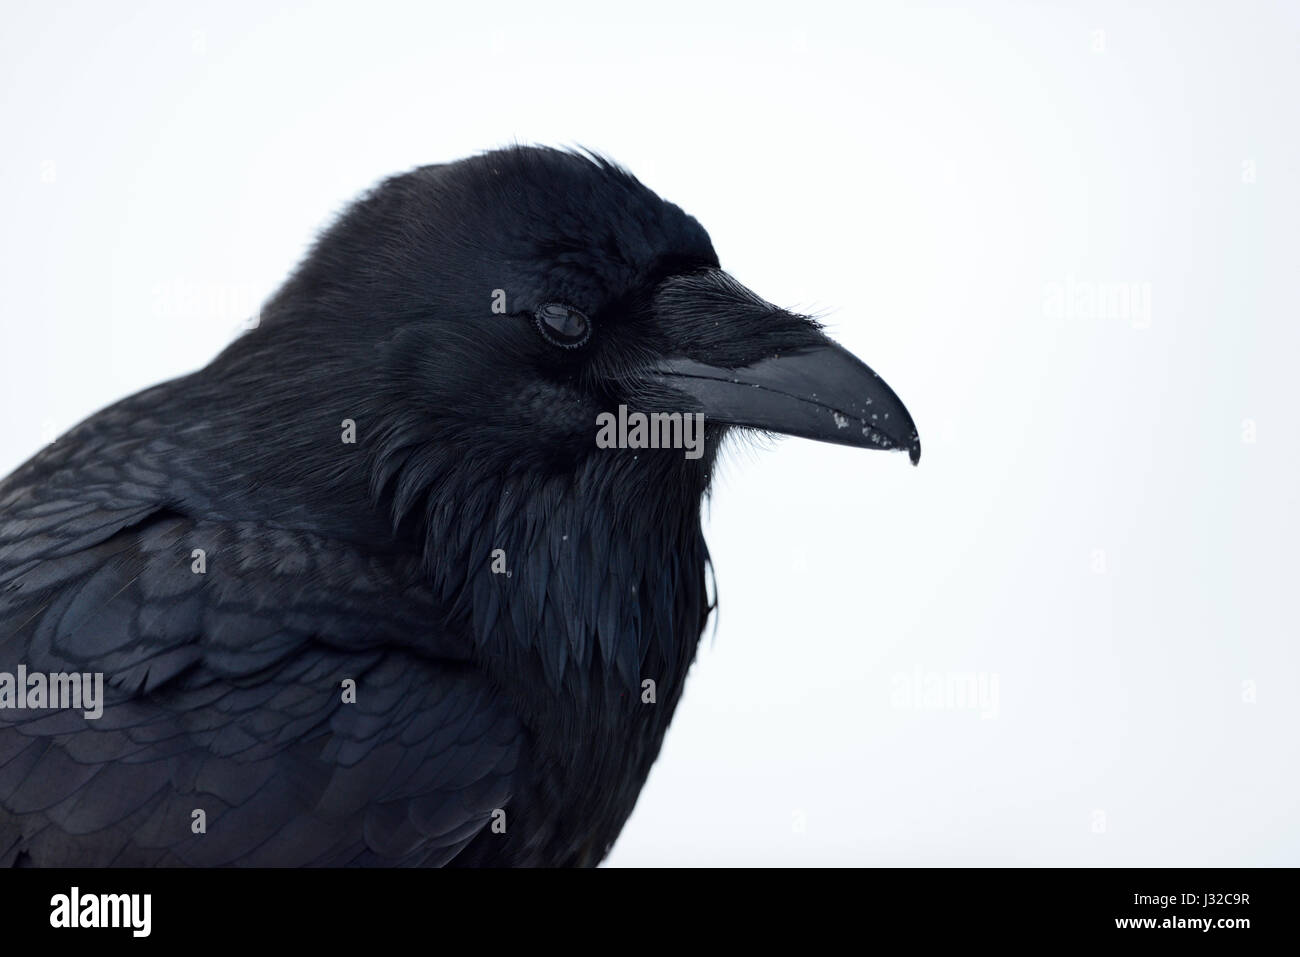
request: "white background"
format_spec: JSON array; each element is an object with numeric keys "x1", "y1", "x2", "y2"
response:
[{"x1": 1, "y1": 1, "x2": 1296, "y2": 865}]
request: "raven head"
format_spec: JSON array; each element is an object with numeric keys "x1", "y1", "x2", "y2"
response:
[
  {"x1": 258, "y1": 146, "x2": 919, "y2": 499},
  {"x1": 190, "y1": 146, "x2": 925, "y2": 841}
]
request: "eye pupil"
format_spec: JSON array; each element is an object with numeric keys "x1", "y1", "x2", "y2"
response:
[{"x1": 536, "y1": 303, "x2": 591, "y2": 348}]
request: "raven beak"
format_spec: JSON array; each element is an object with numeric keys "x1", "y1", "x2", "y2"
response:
[
  {"x1": 643, "y1": 269, "x2": 920, "y2": 463},
  {"x1": 649, "y1": 344, "x2": 921, "y2": 464}
]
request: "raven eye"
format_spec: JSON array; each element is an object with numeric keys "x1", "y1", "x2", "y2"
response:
[{"x1": 534, "y1": 303, "x2": 592, "y2": 349}]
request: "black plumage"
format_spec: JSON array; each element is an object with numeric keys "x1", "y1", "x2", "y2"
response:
[{"x1": 0, "y1": 146, "x2": 919, "y2": 866}]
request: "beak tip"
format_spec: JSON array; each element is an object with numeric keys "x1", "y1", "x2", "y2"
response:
[{"x1": 908, "y1": 439, "x2": 921, "y2": 466}]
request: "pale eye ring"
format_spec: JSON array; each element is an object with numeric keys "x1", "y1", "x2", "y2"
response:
[{"x1": 534, "y1": 302, "x2": 592, "y2": 349}]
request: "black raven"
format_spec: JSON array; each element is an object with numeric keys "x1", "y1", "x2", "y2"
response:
[{"x1": 0, "y1": 146, "x2": 919, "y2": 866}]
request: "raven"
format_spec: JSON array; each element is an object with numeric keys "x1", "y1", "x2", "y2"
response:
[{"x1": 0, "y1": 147, "x2": 919, "y2": 866}]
